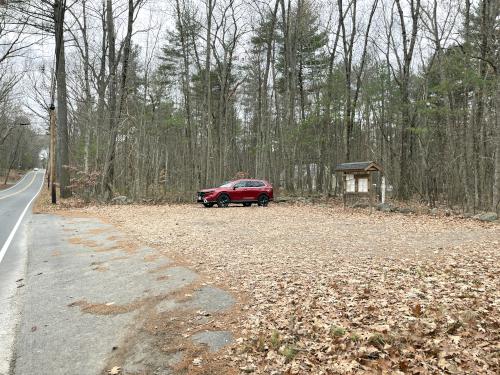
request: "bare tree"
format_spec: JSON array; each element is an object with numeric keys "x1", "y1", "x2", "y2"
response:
[
  {"x1": 101, "y1": 0, "x2": 144, "y2": 200},
  {"x1": 393, "y1": 0, "x2": 421, "y2": 200}
]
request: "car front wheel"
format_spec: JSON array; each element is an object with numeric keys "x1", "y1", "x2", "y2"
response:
[
  {"x1": 217, "y1": 194, "x2": 230, "y2": 208},
  {"x1": 257, "y1": 194, "x2": 269, "y2": 207}
]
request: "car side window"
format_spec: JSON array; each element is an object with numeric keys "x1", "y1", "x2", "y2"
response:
[
  {"x1": 247, "y1": 181, "x2": 264, "y2": 187},
  {"x1": 233, "y1": 181, "x2": 246, "y2": 188}
]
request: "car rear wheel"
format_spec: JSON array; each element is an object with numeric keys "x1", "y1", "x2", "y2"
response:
[
  {"x1": 217, "y1": 194, "x2": 230, "y2": 208},
  {"x1": 243, "y1": 202, "x2": 251, "y2": 207},
  {"x1": 203, "y1": 203, "x2": 214, "y2": 208},
  {"x1": 257, "y1": 194, "x2": 269, "y2": 207}
]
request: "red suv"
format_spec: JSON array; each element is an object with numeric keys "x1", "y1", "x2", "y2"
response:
[{"x1": 197, "y1": 179, "x2": 273, "y2": 208}]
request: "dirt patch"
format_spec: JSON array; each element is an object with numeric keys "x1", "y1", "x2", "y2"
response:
[
  {"x1": 91, "y1": 265, "x2": 109, "y2": 272},
  {"x1": 115, "y1": 240, "x2": 139, "y2": 254},
  {"x1": 144, "y1": 253, "x2": 161, "y2": 262},
  {"x1": 68, "y1": 300, "x2": 139, "y2": 315},
  {"x1": 149, "y1": 263, "x2": 172, "y2": 274},
  {"x1": 94, "y1": 240, "x2": 140, "y2": 254},
  {"x1": 68, "y1": 237, "x2": 100, "y2": 248},
  {"x1": 85, "y1": 227, "x2": 110, "y2": 235},
  {"x1": 93, "y1": 246, "x2": 121, "y2": 253},
  {"x1": 106, "y1": 255, "x2": 129, "y2": 262},
  {"x1": 98, "y1": 275, "x2": 238, "y2": 374},
  {"x1": 89, "y1": 261, "x2": 108, "y2": 272}
]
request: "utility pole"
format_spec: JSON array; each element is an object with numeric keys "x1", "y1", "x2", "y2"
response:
[{"x1": 49, "y1": 104, "x2": 57, "y2": 204}]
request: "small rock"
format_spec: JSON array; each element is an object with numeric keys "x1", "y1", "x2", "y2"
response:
[
  {"x1": 352, "y1": 202, "x2": 369, "y2": 209},
  {"x1": 111, "y1": 196, "x2": 128, "y2": 205},
  {"x1": 430, "y1": 208, "x2": 438, "y2": 216},
  {"x1": 477, "y1": 212, "x2": 498, "y2": 222},
  {"x1": 275, "y1": 197, "x2": 290, "y2": 203},
  {"x1": 240, "y1": 364, "x2": 256, "y2": 373},
  {"x1": 396, "y1": 207, "x2": 415, "y2": 214},
  {"x1": 295, "y1": 197, "x2": 310, "y2": 204},
  {"x1": 376, "y1": 203, "x2": 394, "y2": 212}
]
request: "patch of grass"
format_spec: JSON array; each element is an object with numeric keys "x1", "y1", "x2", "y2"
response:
[
  {"x1": 349, "y1": 332, "x2": 360, "y2": 342},
  {"x1": 330, "y1": 325, "x2": 346, "y2": 337},
  {"x1": 270, "y1": 330, "x2": 281, "y2": 350},
  {"x1": 368, "y1": 333, "x2": 386, "y2": 349},
  {"x1": 281, "y1": 345, "x2": 298, "y2": 363},
  {"x1": 415, "y1": 267, "x2": 425, "y2": 278},
  {"x1": 256, "y1": 334, "x2": 266, "y2": 352}
]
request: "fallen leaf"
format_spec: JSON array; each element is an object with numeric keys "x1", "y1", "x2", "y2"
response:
[
  {"x1": 192, "y1": 358, "x2": 202, "y2": 366},
  {"x1": 108, "y1": 366, "x2": 121, "y2": 375}
]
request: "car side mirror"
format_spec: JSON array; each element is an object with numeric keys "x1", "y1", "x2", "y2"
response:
[{"x1": 233, "y1": 186, "x2": 238, "y2": 190}]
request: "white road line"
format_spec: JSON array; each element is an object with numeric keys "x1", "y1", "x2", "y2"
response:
[
  {"x1": 0, "y1": 172, "x2": 31, "y2": 194},
  {"x1": 0, "y1": 172, "x2": 45, "y2": 265},
  {"x1": 0, "y1": 173, "x2": 37, "y2": 201}
]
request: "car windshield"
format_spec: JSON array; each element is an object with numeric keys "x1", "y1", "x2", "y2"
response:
[{"x1": 219, "y1": 181, "x2": 233, "y2": 188}]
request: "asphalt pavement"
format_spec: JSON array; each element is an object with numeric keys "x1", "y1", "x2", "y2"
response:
[
  {"x1": 0, "y1": 171, "x2": 234, "y2": 375},
  {"x1": 0, "y1": 171, "x2": 45, "y2": 375}
]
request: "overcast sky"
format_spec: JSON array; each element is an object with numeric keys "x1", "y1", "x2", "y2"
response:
[{"x1": 2, "y1": 0, "x2": 465, "y2": 132}]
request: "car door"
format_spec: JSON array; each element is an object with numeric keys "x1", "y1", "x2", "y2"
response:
[
  {"x1": 241, "y1": 180, "x2": 259, "y2": 201},
  {"x1": 243, "y1": 181, "x2": 259, "y2": 201},
  {"x1": 230, "y1": 180, "x2": 246, "y2": 201},
  {"x1": 238, "y1": 180, "x2": 253, "y2": 201}
]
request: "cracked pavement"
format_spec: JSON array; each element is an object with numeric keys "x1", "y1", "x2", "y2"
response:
[{"x1": 7, "y1": 213, "x2": 235, "y2": 375}]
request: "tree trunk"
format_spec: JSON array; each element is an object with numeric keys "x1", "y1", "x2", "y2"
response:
[
  {"x1": 102, "y1": 0, "x2": 135, "y2": 200},
  {"x1": 54, "y1": 0, "x2": 71, "y2": 198},
  {"x1": 101, "y1": 0, "x2": 117, "y2": 199},
  {"x1": 395, "y1": 0, "x2": 421, "y2": 200}
]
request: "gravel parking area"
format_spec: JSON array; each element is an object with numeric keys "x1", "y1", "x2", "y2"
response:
[{"x1": 90, "y1": 203, "x2": 500, "y2": 374}]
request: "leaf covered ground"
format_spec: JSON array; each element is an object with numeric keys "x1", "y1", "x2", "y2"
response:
[{"x1": 88, "y1": 203, "x2": 499, "y2": 374}]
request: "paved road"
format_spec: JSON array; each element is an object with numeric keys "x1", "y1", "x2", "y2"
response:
[
  {"x1": 0, "y1": 171, "x2": 45, "y2": 259},
  {"x1": 0, "y1": 171, "x2": 45, "y2": 374},
  {"x1": 0, "y1": 173, "x2": 234, "y2": 375}
]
